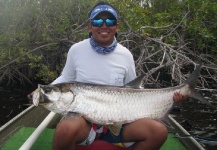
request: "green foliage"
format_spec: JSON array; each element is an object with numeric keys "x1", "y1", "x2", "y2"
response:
[
  {"x1": 0, "y1": 0, "x2": 95, "y2": 84},
  {"x1": 184, "y1": 0, "x2": 217, "y2": 53},
  {"x1": 35, "y1": 64, "x2": 58, "y2": 84},
  {"x1": 0, "y1": 0, "x2": 216, "y2": 86}
]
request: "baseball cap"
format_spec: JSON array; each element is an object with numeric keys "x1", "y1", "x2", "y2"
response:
[{"x1": 89, "y1": 4, "x2": 118, "y2": 20}]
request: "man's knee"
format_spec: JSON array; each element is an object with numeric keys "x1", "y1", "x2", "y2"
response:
[
  {"x1": 147, "y1": 120, "x2": 168, "y2": 140},
  {"x1": 53, "y1": 117, "x2": 91, "y2": 149},
  {"x1": 53, "y1": 120, "x2": 77, "y2": 147},
  {"x1": 155, "y1": 122, "x2": 168, "y2": 141},
  {"x1": 122, "y1": 119, "x2": 168, "y2": 149},
  {"x1": 55, "y1": 120, "x2": 73, "y2": 139},
  {"x1": 122, "y1": 119, "x2": 168, "y2": 141}
]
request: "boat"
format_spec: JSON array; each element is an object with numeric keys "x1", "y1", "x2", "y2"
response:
[{"x1": 0, "y1": 105, "x2": 205, "y2": 150}]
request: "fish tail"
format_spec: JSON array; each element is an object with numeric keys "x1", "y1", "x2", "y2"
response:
[
  {"x1": 189, "y1": 89, "x2": 214, "y2": 108},
  {"x1": 186, "y1": 64, "x2": 215, "y2": 108}
]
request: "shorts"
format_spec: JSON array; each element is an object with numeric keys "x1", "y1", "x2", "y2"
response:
[
  {"x1": 78, "y1": 124, "x2": 134, "y2": 148},
  {"x1": 62, "y1": 114, "x2": 134, "y2": 147}
]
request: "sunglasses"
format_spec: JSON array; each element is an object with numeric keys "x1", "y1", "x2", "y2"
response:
[{"x1": 91, "y1": 18, "x2": 117, "y2": 27}]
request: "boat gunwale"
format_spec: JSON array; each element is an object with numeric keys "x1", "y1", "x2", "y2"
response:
[
  {"x1": 0, "y1": 106, "x2": 205, "y2": 150},
  {"x1": 0, "y1": 105, "x2": 35, "y2": 132},
  {"x1": 168, "y1": 115, "x2": 205, "y2": 150}
]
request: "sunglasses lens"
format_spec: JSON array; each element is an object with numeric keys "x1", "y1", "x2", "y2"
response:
[
  {"x1": 91, "y1": 19, "x2": 103, "y2": 27},
  {"x1": 91, "y1": 19, "x2": 116, "y2": 27},
  {"x1": 105, "y1": 19, "x2": 116, "y2": 26}
]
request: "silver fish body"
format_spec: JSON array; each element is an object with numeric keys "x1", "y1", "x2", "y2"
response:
[{"x1": 32, "y1": 65, "x2": 211, "y2": 135}]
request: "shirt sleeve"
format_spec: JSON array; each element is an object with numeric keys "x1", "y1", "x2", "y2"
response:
[{"x1": 51, "y1": 46, "x2": 76, "y2": 84}]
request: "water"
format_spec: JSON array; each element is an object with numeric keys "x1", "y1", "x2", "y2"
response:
[
  {"x1": 0, "y1": 90, "x2": 30, "y2": 127},
  {"x1": 171, "y1": 92, "x2": 217, "y2": 150},
  {"x1": 0, "y1": 90, "x2": 216, "y2": 150}
]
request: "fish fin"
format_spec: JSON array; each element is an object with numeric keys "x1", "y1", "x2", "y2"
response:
[
  {"x1": 125, "y1": 75, "x2": 159, "y2": 88},
  {"x1": 63, "y1": 112, "x2": 82, "y2": 119},
  {"x1": 185, "y1": 64, "x2": 202, "y2": 88},
  {"x1": 106, "y1": 124, "x2": 123, "y2": 136},
  {"x1": 190, "y1": 89, "x2": 215, "y2": 109},
  {"x1": 125, "y1": 75, "x2": 145, "y2": 89}
]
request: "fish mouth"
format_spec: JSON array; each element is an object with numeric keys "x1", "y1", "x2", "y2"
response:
[
  {"x1": 32, "y1": 87, "x2": 41, "y2": 106},
  {"x1": 32, "y1": 93, "x2": 39, "y2": 106}
]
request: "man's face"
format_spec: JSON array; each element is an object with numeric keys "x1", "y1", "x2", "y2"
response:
[{"x1": 88, "y1": 12, "x2": 119, "y2": 46}]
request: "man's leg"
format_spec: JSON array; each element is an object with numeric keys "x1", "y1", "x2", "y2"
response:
[
  {"x1": 122, "y1": 118, "x2": 168, "y2": 150},
  {"x1": 53, "y1": 116, "x2": 91, "y2": 150}
]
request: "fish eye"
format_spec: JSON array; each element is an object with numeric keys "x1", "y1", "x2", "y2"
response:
[{"x1": 43, "y1": 87, "x2": 53, "y2": 93}]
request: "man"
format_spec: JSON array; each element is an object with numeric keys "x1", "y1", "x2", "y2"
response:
[{"x1": 52, "y1": 2, "x2": 185, "y2": 150}]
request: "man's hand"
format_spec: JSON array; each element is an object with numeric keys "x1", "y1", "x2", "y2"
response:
[{"x1": 173, "y1": 92, "x2": 187, "y2": 103}]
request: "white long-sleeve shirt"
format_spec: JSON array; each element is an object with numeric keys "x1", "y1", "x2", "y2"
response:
[{"x1": 52, "y1": 38, "x2": 136, "y2": 86}]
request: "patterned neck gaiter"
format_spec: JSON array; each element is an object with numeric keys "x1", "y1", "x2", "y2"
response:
[{"x1": 89, "y1": 36, "x2": 117, "y2": 55}]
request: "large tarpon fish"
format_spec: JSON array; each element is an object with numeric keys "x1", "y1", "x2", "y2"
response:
[{"x1": 31, "y1": 65, "x2": 212, "y2": 135}]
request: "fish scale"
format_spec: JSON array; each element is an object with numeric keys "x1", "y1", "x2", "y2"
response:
[
  {"x1": 32, "y1": 65, "x2": 213, "y2": 135},
  {"x1": 67, "y1": 84, "x2": 176, "y2": 124}
]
